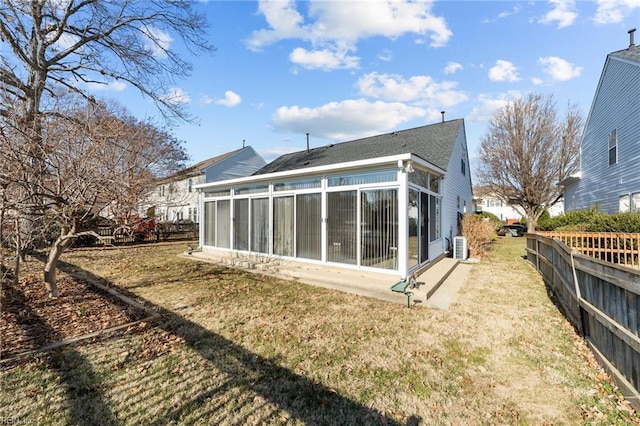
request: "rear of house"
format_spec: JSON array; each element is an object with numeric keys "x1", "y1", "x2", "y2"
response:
[
  {"x1": 196, "y1": 119, "x2": 473, "y2": 281},
  {"x1": 563, "y1": 32, "x2": 640, "y2": 213}
]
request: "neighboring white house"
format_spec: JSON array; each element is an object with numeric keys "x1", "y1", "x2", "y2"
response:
[
  {"x1": 563, "y1": 30, "x2": 640, "y2": 213},
  {"x1": 473, "y1": 187, "x2": 564, "y2": 222},
  {"x1": 196, "y1": 118, "x2": 473, "y2": 281},
  {"x1": 473, "y1": 188, "x2": 523, "y2": 223},
  {"x1": 145, "y1": 146, "x2": 266, "y2": 223}
]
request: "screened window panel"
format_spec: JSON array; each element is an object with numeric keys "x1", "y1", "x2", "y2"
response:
[
  {"x1": 361, "y1": 189, "x2": 398, "y2": 270},
  {"x1": 204, "y1": 189, "x2": 230, "y2": 197},
  {"x1": 430, "y1": 194, "x2": 440, "y2": 242},
  {"x1": 328, "y1": 170, "x2": 396, "y2": 187},
  {"x1": 273, "y1": 196, "x2": 294, "y2": 256},
  {"x1": 327, "y1": 191, "x2": 357, "y2": 264},
  {"x1": 235, "y1": 185, "x2": 269, "y2": 195},
  {"x1": 234, "y1": 199, "x2": 249, "y2": 250},
  {"x1": 274, "y1": 179, "x2": 321, "y2": 191},
  {"x1": 420, "y1": 192, "x2": 428, "y2": 262},
  {"x1": 296, "y1": 193, "x2": 322, "y2": 260},
  {"x1": 251, "y1": 198, "x2": 269, "y2": 253},
  {"x1": 430, "y1": 176, "x2": 440, "y2": 193},
  {"x1": 216, "y1": 200, "x2": 230, "y2": 248},
  {"x1": 408, "y1": 169, "x2": 429, "y2": 188},
  {"x1": 408, "y1": 190, "x2": 419, "y2": 269},
  {"x1": 204, "y1": 201, "x2": 215, "y2": 246}
]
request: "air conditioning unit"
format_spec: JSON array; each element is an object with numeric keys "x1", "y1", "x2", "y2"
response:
[{"x1": 453, "y1": 236, "x2": 468, "y2": 260}]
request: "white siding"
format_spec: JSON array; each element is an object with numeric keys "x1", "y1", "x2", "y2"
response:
[
  {"x1": 144, "y1": 147, "x2": 266, "y2": 223},
  {"x1": 204, "y1": 147, "x2": 267, "y2": 183},
  {"x1": 442, "y1": 125, "x2": 474, "y2": 246},
  {"x1": 565, "y1": 56, "x2": 640, "y2": 213}
]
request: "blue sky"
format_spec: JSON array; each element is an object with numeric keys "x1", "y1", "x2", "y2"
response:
[{"x1": 100, "y1": 1, "x2": 640, "y2": 180}]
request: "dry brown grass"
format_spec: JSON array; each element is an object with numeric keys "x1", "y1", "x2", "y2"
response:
[{"x1": 1, "y1": 239, "x2": 637, "y2": 425}]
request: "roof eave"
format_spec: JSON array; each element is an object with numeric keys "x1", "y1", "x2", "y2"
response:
[{"x1": 559, "y1": 172, "x2": 581, "y2": 188}]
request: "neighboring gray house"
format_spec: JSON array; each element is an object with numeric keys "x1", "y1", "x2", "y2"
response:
[
  {"x1": 563, "y1": 30, "x2": 640, "y2": 213},
  {"x1": 145, "y1": 146, "x2": 266, "y2": 223},
  {"x1": 196, "y1": 118, "x2": 473, "y2": 280}
]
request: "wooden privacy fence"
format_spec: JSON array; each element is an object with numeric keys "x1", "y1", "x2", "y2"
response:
[
  {"x1": 539, "y1": 231, "x2": 640, "y2": 269},
  {"x1": 526, "y1": 233, "x2": 640, "y2": 411},
  {"x1": 93, "y1": 222, "x2": 198, "y2": 246}
]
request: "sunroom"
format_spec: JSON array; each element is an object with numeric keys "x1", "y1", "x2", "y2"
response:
[
  {"x1": 198, "y1": 156, "x2": 442, "y2": 279},
  {"x1": 196, "y1": 119, "x2": 472, "y2": 280}
]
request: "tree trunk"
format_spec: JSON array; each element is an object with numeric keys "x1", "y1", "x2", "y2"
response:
[
  {"x1": 44, "y1": 241, "x2": 63, "y2": 298},
  {"x1": 526, "y1": 215, "x2": 537, "y2": 233},
  {"x1": 44, "y1": 232, "x2": 73, "y2": 298},
  {"x1": 13, "y1": 234, "x2": 21, "y2": 286}
]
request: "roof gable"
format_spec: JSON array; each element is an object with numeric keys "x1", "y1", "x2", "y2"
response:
[
  {"x1": 255, "y1": 119, "x2": 464, "y2": 175},
  {"x1": 158, "y1": 147, "x2": 244, "y2": 183}
]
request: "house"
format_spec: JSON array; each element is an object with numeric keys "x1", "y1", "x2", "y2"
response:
[
  {"x1": 473, "y1": 187, "x2": 564, "y2": 223},
  {"x1": 563, "y1": 29, "x2": 640, "y2": 213},
  {"x1": 473, "y1": 187, "x2": 523, "y2": 223},
  {"x1": 196, "y1": 118, "x2": 473, "y2": 280},
  {"x1": 144, "y1": 146, "x2": 266, "y2": 223}
]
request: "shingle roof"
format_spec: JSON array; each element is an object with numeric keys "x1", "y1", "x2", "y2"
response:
[
  {"x1": 610, "y1": 45, "x2": 640, "y2": 63},
  {"x1": 255, "y1": 119, "x2": 464, "y2": 175},
  {"x1": 158, "y1": 148, "x2": 243, "y2": 184}
]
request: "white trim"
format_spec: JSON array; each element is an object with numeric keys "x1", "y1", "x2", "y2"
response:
[{"x1": 195, "y1": 153, "x2": 415, "y2": 190}]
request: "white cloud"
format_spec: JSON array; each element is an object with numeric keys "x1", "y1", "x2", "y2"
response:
[
  {"x1": 161, "y1": 87, "x2": 190, "y2": 105},
  {"x1": 538, "y1": 56, "x2": 583, "y2": 81},
  {"x1": 289, "y1": 47, "x2": 359, "y2": 70},
  {"x1": 532, "y1": 77, "x2": 544, "y2": 85},
  {"x1": 305, "y1": 1, "x2": 452, "y2": 47},
  {"x1": 378, "y1": 49, "x2": 393, "y2": 62},
  {"x1": 247, "y1": 0, "x2": 452, "y2": 70},
  {"x1": 482, "y1": 5, "x2": 522, "y2": 23},
  {"x1": 272, "y1": 99, "x2": 426, "y2": 141},
  {"x1": 86, "y1": 80, "x2": 127, "y2": 92},
  {"x1": 539, "y1": 0, "x2": 577, "y2": 28},
  {"x1": 593, "y1": 0, "x2": 640, "y2": 24},
  {"x1": 444, "y1": 61, "x2": 463, "y2": 75},
  {"x1": 50, "y1": 32, "x2": 79, "y2": 51},
  {"x1": 215, "y1": 90, "x2": 242, "y2": 107},
  {"x1": 488, "y1": 60, "x2": 520, "y2": 82},
  {"x1": 142, "y1": 25, "x2": 173, "y2": 59},
  {"x1": 467, "y1": 91, "x2": 522, "y2": 122},
  {"x1": 356, "y1": 72, "x2": 467, "y2": 107},
  {"x1": 246, "y1": 0, "x2": 307, "y2": 51},
  {"x1": 200, "y1": 95, "x2": 214, "y2": 105},
  {"x1": 259, "y1": 146, "x2": 302, "y2": 162}
]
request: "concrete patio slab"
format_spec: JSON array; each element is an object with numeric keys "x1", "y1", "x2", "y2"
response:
[{"x1": 181, "y1": 249, "x2": 473, "y2": 309}]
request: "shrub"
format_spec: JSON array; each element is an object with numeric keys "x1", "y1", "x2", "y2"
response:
[
  {"x1": 584, "y1": 212, "x2": 640, "y2": 233},
  {"x1": 538, "y1": 208, "x2": 640, "y2": 233},
  {"x1": 478, "y1": 211, "x2": 503, "y2": 232},
  {"x1": 460, "y1": 214, "x2": 495, "y2": 258},
  {"x1": 536, "y1": 208, "x2": 600, "y2": 231}
]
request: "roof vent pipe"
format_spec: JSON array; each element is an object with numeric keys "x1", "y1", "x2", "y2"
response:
[
  {"x1": 306, "y1": 133, "x2": 310, "y2": 153},
  {"x1": 441, "y1": 111, "x2": 445, "y2": 122},
  {"x1": 629, "y1": 28, "x2": 636, "y2": 49},
  {"x1": 242, "y1": 139, "x2": 246, "y2": 148}
]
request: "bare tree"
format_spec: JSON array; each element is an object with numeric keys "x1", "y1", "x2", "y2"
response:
[
  {"x1": 0, "y1": 1, "x2": 211, "y2": 296},
  {"x1": 40, "y1": 95, "x2": 188, "y2": 296},
  {"x1": 477, "y1": 93, "x2": 583, "y2": 231},
  {"x1": 0, "y1": 1, "x2": 211, "y2": 122},
  {"x1": 0, "y1": 106, "x2": 43, "y2": 282}
]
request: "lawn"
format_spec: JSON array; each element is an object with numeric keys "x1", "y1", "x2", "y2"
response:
[{"x1": 1, "y1": 238, "x2": 637, "y2": 425}]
